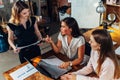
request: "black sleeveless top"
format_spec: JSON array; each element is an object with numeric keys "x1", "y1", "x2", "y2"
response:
[{"x1": 7, "y1": 17, "x2": 38, "y2": 47}]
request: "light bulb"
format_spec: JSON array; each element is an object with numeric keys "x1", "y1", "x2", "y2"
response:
[{"x1": 96, "y1": 1, "x2": 106, "y2": 13}]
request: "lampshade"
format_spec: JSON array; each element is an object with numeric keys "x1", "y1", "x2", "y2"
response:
[{"x1": 96, "y1": 1, "x2": 106, "y2": 13}]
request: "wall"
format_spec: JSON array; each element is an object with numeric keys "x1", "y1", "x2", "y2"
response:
[
  {"x1": 1, "y1": 0, "x2": 100, "y2": 28},
  {"x1": 0, "y1": 0, "x2": 12, "y2": 22},
  {"x1": 71, "y1": 0, "x2": 100, "y2": 28}
]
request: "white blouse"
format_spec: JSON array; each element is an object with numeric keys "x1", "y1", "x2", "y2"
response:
[
  {"x1": 58, "y1": 32, "x2": 85, "y2": 60},
  {"x1": 73, "y1": 50, "x2": 116, "y2": 80}
]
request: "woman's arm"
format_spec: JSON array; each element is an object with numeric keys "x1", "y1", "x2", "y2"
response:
[
  {"x1": 73, "y1": 57, "x2": 115, "y2": 80},
  {"x1": 73, "y1": 62, "x2": 93, "y2": 75},
  {"x1": 75, "y1": 62, "x2": 114, "y2": 80},
  {"x1": 46, "y1": 35, "x2": 62, "y2": 53},
  {"x1": 72, "y1": 44, "x2": 85, "y2": 66},
  {"x1": 34, "y1": 20, "x2": 43, "y2": 41},
  {"x1": 59, "y1": 44, "x2": 85, "y2": 69},
  {"x1": 61, "y1": 57, "x2": 94, "y2": 80},
  {"x1": 7, "y1": 26, "x2": 19, "y2": 53},
  {"x1": 51, "y1": 39, "x2": 62, "y2": 53},
  {"x1": 72, "y1": 50, "x2": 94, "y2": 75}
]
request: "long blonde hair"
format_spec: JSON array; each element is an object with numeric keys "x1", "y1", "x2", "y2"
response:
[
  {"x1": 92, "y1": 29, "x2": 120, "y2": 79},
  {"x1": 9, "y1": 1, "x2": 31, "y2": 25}
]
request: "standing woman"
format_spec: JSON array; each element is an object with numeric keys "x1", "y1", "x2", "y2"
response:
[
  {"x1": 46, "y1": 17, "x2": 88, "y2": 69},
  {"x1": 61, "y1": 29, "x2": 120, "y2": 80},
  {"x1": 7, "y1": 1, "x2": 42, "y2": 63}
]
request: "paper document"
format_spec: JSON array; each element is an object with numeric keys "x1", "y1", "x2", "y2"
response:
[
  {"x1": 38, "y1": 56, "x2": 72, "y2": 79},
  {"x1": 10, "y1": 63, "x2": 38, "y2": 80},
  {"x1": 17, "y1": 40, "x2": 42, "y2": 49},
  {"x1": 41, "y1": 56, "x2": 63, "y2": 66}
]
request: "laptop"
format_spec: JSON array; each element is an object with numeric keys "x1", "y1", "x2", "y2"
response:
[
  {"x1": 37, "y1": 56, "x2": 72, "y2": 79},
  {"x1": 24, "y1": 57, "x2": 52, "y2": 78},
  {"x1": 24, "y1": 56, "x2": 72, "y2": 79}
]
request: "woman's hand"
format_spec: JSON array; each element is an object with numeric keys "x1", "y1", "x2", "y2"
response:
[
  {"x1": 61, "y1": 73, "x2": 76, "y2": 80},
  {"x1": 13, "y1": 48, "x2": 20, "y2": 54},
  {"x1": 59, "y1": 62, "x2": 70, "y2": 69},
  {"x1": 45, "y1": 35, "x2": 53, "y2": 44},
  {"x1": 37, "y1": 38, "x2": 46, "y2": 46}
]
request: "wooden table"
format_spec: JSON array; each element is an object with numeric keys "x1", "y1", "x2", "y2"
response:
[
  {"x1": 3, "y1": 50, "x2": 70, "y2": 80},
  {"x1": 33, "y1": 50, "x2": 97, "y2": 77},
  {"x1": 39, "y1": 50, "x2": 85, "y2": 71},
  {"x1": 3, "y1": 62, "x2": 53, "y2": 80},
  {"x1": 3, "y1": 50, "x2": 97, "y2": 80}
]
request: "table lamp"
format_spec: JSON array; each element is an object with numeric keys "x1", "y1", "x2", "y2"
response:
[{"x1": 96, "y1": 0, "x2": 106, "y2": 25}]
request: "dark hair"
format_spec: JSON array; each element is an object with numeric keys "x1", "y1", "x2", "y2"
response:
[
  {"x1": 61, "y1": 17, "x2": 82, "y2": 37},
  {"x1": 92, "y1": 29, "x2": 120, "y2": 78},
  {"x1": 58, "y1": 6, "x2": 70, "y2": 14}
]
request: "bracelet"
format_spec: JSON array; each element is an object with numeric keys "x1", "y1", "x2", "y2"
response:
[{"x1": 69, "y1": 61, "x2": 72, "y2": 67}]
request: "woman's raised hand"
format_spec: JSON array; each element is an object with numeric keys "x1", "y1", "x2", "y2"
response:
[{"x1": 45, "y1": 35, "x2": 53, "y2": 44}]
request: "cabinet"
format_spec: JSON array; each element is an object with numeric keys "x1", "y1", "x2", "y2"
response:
[
  {"x1": 104, "y1": 4, "x2": 120, "y2": 22},
  {"x1": 39, "y1": 0, "x2": 58, "y2": 22}
]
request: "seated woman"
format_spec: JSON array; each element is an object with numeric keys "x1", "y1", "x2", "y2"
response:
[
  {"x1": 61, "y1": 29, "x2": 120, "y2": 80},
  {"x1": 45, "y1": 17, "x2": 89, "y2": 69},
  {"x1": 83, "y1": 25, "x2": 120, "y2": 58}
]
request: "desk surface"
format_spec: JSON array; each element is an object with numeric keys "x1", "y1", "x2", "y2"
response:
[
  {"x1": 3, "y1": 62, "x2": 53, "y2": 80},
  {"x1": 3, "y1": 50, "x2": 96, "y2": 80},
  {"x1": 3, "y1": 50, "x2": 79, "y2": 80},
  {"x1": 33, "y1": 50, "x2": 85, "y2": 71}
]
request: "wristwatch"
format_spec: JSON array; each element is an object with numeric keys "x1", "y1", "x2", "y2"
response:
[{"x1": 69, "y1": 61, "x2": 72, "y2": 67}]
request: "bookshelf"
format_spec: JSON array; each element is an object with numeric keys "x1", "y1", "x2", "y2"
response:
[{"x1": 105, "y1": 4, "x2": 120, "y2": 22}]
